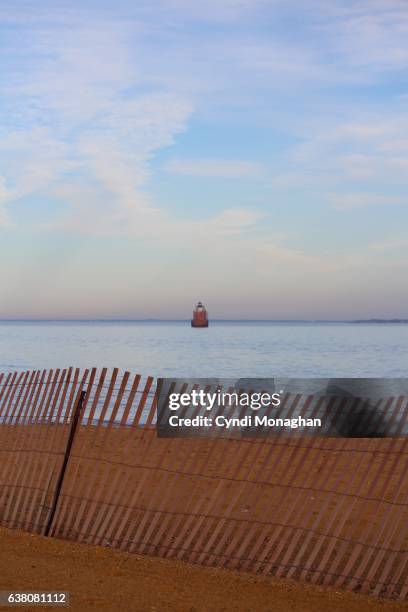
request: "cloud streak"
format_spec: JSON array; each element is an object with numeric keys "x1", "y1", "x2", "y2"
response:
[{"x1": 165, "y1": 159, "x2": 263, "y2": 178}]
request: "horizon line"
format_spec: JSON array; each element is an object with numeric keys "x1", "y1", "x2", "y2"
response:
[{"x1": 0, "y1": 318, "x2": 407, "y2": 323}]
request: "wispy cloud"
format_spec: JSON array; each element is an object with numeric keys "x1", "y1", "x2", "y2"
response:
[
  {"x1": 0, "y1": 11, "x2": 194, "y2": 235},
  {"x1": 165, "y1": 158, "x2": 263, "y2": 178},
  {"x1": 328, "y1": 193, "x2": 405, "y2": 210},
  {"x1": 271, "y1": 111, "x2": 408, "y2": 198}
]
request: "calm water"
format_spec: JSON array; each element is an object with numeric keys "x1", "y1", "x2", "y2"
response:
[{"x1": 0, "y1": 321, "x2": 407, "y2": 378}]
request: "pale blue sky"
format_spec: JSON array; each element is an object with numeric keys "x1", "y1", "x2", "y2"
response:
[{"x1": 0, "y1": 0, "x2": 407, "y2": 319}]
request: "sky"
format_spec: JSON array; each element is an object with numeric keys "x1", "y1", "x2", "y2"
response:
[{"x1": 0, "y1": 0, "x2": 407, "y2": 319}]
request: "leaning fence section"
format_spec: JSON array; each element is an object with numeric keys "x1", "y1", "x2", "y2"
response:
[
  {"x1": 0, "y1": 368, "x2": 406, "y2": 600},
  {"x1": 0, "y1": 368, "x2": 88, "y2": 534}
]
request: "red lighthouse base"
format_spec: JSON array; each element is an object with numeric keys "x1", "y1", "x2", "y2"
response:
[{"x1": 191, "y1": 319, "x2": 209, "y2": 328}]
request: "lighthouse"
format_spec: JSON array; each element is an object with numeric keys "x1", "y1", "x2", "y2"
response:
[{"x1": 191, "y1": 302, "x2": 209, "y2": 328}]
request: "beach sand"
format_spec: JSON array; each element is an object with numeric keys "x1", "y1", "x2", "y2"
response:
[{"x1": 0, "y1": 526, "x2": 405, "y2": 611}]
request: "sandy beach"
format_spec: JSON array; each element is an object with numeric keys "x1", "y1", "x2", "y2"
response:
[{"x1": 0, "y1": 526, "x2": 405, "y2": 611}]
